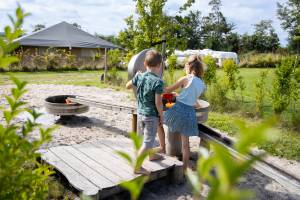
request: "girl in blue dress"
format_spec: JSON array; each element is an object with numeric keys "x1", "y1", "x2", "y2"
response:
[{"x1": 164, "y1": 55, "x2": 206, "y2": 170}]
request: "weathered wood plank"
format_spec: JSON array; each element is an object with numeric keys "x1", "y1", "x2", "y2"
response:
[
  {"x1": 63, "y1": 146, "x2": 123, "y2": 184},
  {"x1": 42, "y1": 150, "x2": 99, "y2": 197},
  {"x1": 41, "y1": 138, "x2": 183, "y2": 199},
  {"x1": 50, "y1": 146, "x2": 114, "y2": 189},
  {"x1": 98, "y1": 138, "x2": 182, "y2": 172},
  {"x1": 74, "y1": 143, "x2": 137, "y2": 181}
]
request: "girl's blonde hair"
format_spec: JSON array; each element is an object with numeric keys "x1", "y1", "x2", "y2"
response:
[{"x1": 186, "y1": 55, "x2": 204, "y2": 79}]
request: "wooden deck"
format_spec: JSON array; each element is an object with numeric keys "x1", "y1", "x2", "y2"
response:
[{"x1": 40, "y1": 137, "x2": 183, "y2": 199}]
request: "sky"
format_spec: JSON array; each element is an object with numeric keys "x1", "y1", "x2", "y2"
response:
[{"x1": 0, "y1": 0, "x2": 289, "y2": 46}]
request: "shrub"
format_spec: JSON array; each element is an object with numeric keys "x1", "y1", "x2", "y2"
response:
[
  {"x1": 203, "y1": 55, "x2": 217, "y2": 85},
  {"x1": 32, "y1": 54, "x2": 47, "y2": 71},
  {"x1": 239, "y1": 52, "x2": 300, "y2": 68},
  {"x1": 124, "y1": 51, "x2": 134, "y2": 66},
  {"x1": 237, "y1": 75, "x2": 246, "y2": 103},
  {"x1": 116, "y1": 132, "x2": 152, "y2": 200},
  {"x1": 223, "y1": 59, "x2": 239, "y2": 92},
  {"x1": 271, "y1": 56, "x2": 298, "y2": 114},
  {"x1": 108, "y1": 49, "x2": 123, "y2": 69},
  {"x1": 0, "y1": 77, "x2": 55, "y2": 200},
  {"x1": 255, "y1": 71, "x2": 268, "y2": 117},
  {"x1": 187, "y1": 118, "x2": 276, "y2": 200},
  {"x1": 239, "y1": 53, "x2": 283, "y2": 68},
  {"x1": 0, "y1": 6, "x2": 55, "y2": 199},
  {"x1": 206, "y1": 78, "x2": 230, "y2": 112},
  {"x1": 106, "y1": 66, "x2": 125, "y2": 86},
  {"x1": 165, "y1": 54, "x2": 177, "y2": 86}
]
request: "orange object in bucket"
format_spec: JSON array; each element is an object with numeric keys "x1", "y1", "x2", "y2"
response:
[
  {"x1": 165, "y1": 102, "x2": 175, "y2": 108},
  {"x1": 162, "y1": 93, "x2": 175, "y2": 102}
]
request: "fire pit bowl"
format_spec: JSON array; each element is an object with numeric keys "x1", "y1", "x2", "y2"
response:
[{"x1": 45, "y1": 95, "x2": 89, "y2": 116}]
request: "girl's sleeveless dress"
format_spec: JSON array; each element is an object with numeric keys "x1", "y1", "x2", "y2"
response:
[{"x1": 163, "y1": 74, "x2": 205, "y2": 137}]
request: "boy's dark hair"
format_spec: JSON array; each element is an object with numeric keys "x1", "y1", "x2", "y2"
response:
[{"x1": 145, "y1": 50, "x2": 162, "y2": 67}]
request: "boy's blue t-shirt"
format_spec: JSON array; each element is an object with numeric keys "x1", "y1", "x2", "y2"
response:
[{"x1": 132, "y1": 71, "x2": 164, "y2": 117}]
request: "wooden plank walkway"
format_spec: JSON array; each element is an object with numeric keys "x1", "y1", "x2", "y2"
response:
[{"x1": 40, "y1": 137, "x2": 183, "y2": 199}]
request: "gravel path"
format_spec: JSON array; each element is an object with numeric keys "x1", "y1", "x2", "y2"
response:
[{"x1": 1, "y1": 84, "x2": 300, "y2": 200}]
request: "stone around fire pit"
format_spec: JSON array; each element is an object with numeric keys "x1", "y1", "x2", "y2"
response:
[{"x1": 45, "y1": 95, "x2": 89, "y2": 116}]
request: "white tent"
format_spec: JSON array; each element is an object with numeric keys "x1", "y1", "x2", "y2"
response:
[{"x1": 173, "y1": 49, "x2": 238, "y2": 66}]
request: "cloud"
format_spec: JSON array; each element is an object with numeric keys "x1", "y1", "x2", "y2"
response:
[{"x1": 0, "y1": 0, "x2": 288, "y2": 45}]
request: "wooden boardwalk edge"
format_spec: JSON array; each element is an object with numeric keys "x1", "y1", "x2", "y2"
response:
[{"x1": 40, "y1": 139, "x2": 183, "y2": 199}]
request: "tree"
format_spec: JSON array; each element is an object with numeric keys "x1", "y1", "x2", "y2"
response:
[
  {"x1": 240, "y1": 21, "x2": 280, "y2": 53},
  {"x1": 95, "y1": 33, "x2": 119, "y2": 45},
  {"x1": 72, "y1": 22, "x2": 81, "y2": 29},
  {"x1": 252, "y1": 20, "x2": 280, "y2": 52},
  {"x1": 277, "y1": 0, "x2": 300, "y2": 52},
  {"x1": 172, "y1": 11, "x2": 203, "y2": 50},
  {"x1": 200, "y1": 0, "x2": 234, "y2": 50},
  {"x1": 117, "y1": 0, "x2": 194, "y2": 54},
  {"x1": 240, "y1": 33, "x2": 255, "y2": 53},
  {"x1": 33, "y1": 24, "x2": 45, "y2": 32},
  {"x1": 118, "y1": 16, "x2": 136, "y2": 51},
  {"x1": 224, "y1": 32, "x2": 240, "y2": 52}
]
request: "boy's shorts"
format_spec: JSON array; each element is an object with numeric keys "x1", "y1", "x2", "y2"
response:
[{"x1": 137, "y1": 114, "x2": 158, "y2": 148}]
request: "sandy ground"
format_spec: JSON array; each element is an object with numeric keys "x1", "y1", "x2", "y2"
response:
[{"x1": 1, "y1": 84, "x2": 300, "y2": 200}]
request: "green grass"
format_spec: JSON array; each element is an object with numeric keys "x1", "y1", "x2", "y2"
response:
[
  {"x1": 0, "y1": 70, "x2": 129, "y2": 89},
  {"x1": 207, "y1": 112, "x2": 300, "y2": 161}
]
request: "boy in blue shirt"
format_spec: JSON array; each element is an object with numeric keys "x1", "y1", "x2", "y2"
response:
[{"x1": 126, "y1": 50, "x2": 164, "y2": 174}]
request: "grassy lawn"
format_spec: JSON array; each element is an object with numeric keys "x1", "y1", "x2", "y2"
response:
[
  {"x1": 0, "y1": 70, "x2": 129, "y2": 88},
  {"x1": 1, "y1": 68, "x2": 299, "y2": 161},
  {"x1": 207, "y1": 112, "x2": 300, "y2": 161}
]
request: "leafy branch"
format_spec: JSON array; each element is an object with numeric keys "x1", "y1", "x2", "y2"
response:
[{"x1": 116, "y1": 132, "x2": 153, "y2": 200}]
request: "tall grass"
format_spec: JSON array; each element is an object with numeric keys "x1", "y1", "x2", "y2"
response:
[{"x1": 239, "y1": 52, "x2": 299, "y2": 68}]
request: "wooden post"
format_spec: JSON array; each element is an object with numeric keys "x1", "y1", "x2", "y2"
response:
[
  {"x1": 165, "y1": 125, "x2": 182, "y2": 157},
  {"x1": 104, "y1": 48, "x2": 108, "y2": 81},
  {"x1": 132, "y1": 113, "x2": 137, "y2": 133}
]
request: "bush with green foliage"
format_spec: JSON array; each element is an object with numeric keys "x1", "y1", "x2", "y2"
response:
[
  {"x1": 116, "y1": 132, "x2": 153, "y2": 200},
  {"x1": 223, "y1": 59, "x2": 239, "y2": 92},
  {"x1": 187, "y1": 118, "x2": 276, "y2": 200},
  {"x1": 0, "y1": 6, "x2": 55, "y2": 199},
  {"x1": 106, "y1": 66, "x2": 126, "y2": 86},
  {"x1": 271, "y1": 56, "x2": 298, "y2": 114},
  {"x1": 0, "y1": 77, "x2": 55, "y2": 200},
  {"x1": 108, "y1": 49, "x2": 123, "y2": 69},
  {"x1": 203, "y1": 55, "x2": 217, "y2": 85},
  {"x1": 165, "y1": 54, "x2": 177, "y2": 86},
  {"x1": 239, "y1": 53, "x2": 299, "y2": 68},
  {"x1": 7, "y1": 48, "x2": 104, "y2": 72},
  {"x1": 206, "y1": 78, "x2": 230, "y2": 112},
  {"x1": 237, "y1": 75, "x2": 246, "y2": 103},
  {"x1": 0, "y1": 7, "x2": 28, "y2": 69},
  {"x1": 255, "y1": 71, "x2": 268, "y2": 117}
]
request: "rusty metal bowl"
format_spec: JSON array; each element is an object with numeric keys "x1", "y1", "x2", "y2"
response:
[{"x1": 45, "y1": 95, "x2": 89, "y2": 116}]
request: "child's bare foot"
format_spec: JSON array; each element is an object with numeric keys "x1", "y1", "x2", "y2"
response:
[
  {"x1": 153, "y1": 146, "x2": 166, "y2": 154},
  {"x1": 149, "y1": 153, "x2": 164, "y2": 161},
  {"x1": 134, "y1": 167, "x2": 150, "y2": 175}
]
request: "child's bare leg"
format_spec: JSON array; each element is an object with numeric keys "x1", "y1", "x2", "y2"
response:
[
  {"x1": 181, "y1": 134, "x2": 190, "y2": 171},
  {"x1": 156, "y1": 124, "x2": 166, "y2": 154}
]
